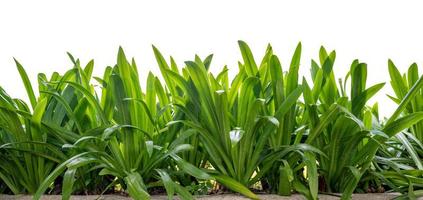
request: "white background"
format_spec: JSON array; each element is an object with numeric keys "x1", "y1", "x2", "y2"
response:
[{"x1": 1, "y1": 0, "x2": 422, "y2": 118}]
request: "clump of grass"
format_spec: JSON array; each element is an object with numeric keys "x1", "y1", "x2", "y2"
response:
[{"x1": 1, "y1": 41, "x2": 423, "y2": 200}]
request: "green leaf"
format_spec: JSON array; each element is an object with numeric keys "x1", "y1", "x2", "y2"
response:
[
  {"x1": 62, "y1": 169, "x2": 77, "y2": 200},
  {"x1": 286, "y1": 42, "x2": 302, "y2": 94},
  {"x1": 14, "y1": 58, "x2": 37, "y2": 109},
  {"x1": 170, "y1": 154, "x2": 211, "y2": 180},
  {"x1": 278, "y1": 161, "x2": 293, "y2": 196},
  {"x1": 34, "y1": 153, "x2": 93, "y2": 200},
  {"x1": 156, "y1": 169, "x2": 174, "y2": 200},
  {"x1": 124, "y1": 172, "x2": 150, "y2": 200},
  {"x1": 213, "y1": 174, "x2": 259, "y2": 200},
  {"x1": 396, "y1": 133, "x2": 423, "y2": 170},
  {"x1": 238, "y1": 40, "x2": 258, "y2": 77},
  {"x1": 304, "y1": 152, "x2": 318, "y2": 200},
  {"x1": 388, "y1": 59, "x2": 408, "y2": 100},
  {"x1": 384, "y1": 112, "x2": 423, "y2": 137},
  {"x1": 387, "y1": 73, "x2": 423, "y2": 125},
  {"x1": 174, "y1": 183, "x2": 194, "y2": 200}
]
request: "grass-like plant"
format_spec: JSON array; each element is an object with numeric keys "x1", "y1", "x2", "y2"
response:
[
  {"x1": 154, "y1": 42, "x2": 327, "y2": 199},
  {"x1": 0, "y1": 86, "x2": 65, "y2": 194},
  {"x1": 372, "y1": 61, "x2": 423, "y2": 198},
  {"x1": 1, "y1": 42, "x2": 423, "y2": 200},
  {"x1": 300, "y1": 47, "x2": 423, "y2": 199},
  {"x1": 301, "y1": 47, "x2": 385, "y2": 198},
  {"x1": 22, "y1": 49, "x2": 208, "y2": 200}
]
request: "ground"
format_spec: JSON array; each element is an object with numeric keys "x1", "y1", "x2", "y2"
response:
[{"x1": 0, "y1": 193, "x2": 403, "y2": 200}]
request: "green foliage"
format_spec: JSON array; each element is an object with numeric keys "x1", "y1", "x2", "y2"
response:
[
  {"x1": 373, "y1": 61, "x2": 423, "y2": 198},
  {"x1": 0, "y1": 42, "x2": 423, "y2": 200}
]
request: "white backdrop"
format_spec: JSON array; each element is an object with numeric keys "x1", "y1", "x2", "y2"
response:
[{"x1": 1, "y1": 0, "x2": 422, "y2": 118}]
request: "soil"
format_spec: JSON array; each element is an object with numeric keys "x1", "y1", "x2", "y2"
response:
[{"x1": 0, "y1": 193, "x2": 404, "y2": 200}]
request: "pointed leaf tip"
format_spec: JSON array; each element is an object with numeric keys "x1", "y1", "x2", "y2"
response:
[
  {"x1": 152, "y1": 44, "x2": 158, "y2": 51},
  {"x1": 238, "y1": 40, "x2": 247, "y2": 45}
]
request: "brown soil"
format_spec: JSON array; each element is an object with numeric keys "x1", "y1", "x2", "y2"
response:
[{"x1": 0, "y1": 193, "x2": 404, "y2": 200}]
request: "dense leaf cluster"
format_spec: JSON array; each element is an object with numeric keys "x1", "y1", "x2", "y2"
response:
[{"x1": 1, "y1": 41, "x2": 423, "y2": 200}]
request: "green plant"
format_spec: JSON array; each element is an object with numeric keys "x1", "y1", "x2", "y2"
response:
[
  {"x1": 156, "y1": 42, "x2": 323, "y2": 199},
  {"x1": 388, "y1": 60, "x2": 423, "y2": 141},
  {"x1": 39, "y1": 56, "x2": 114, "y2": 194},
  {"x1": 372, "y1": 61, "x2": 423, "y2": 198},
  {"x1": 0, "y1": 60, "x2": 67, "y2": 194},
  {"x1": 1, "y1": 42, "x2": 423, "y2": 200},
  {"x1": 374, "y1": 131, "x2": 423, "y2": 198},
  {"x1": 31, "y1": 49, "x2": 209, "y2": 200},
  {"x1": 247, "y1": 43, "x2": 321, "y2": 199},
  {"x1": 301, "y1": 47, "x2": 423, "y2": 199}
]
